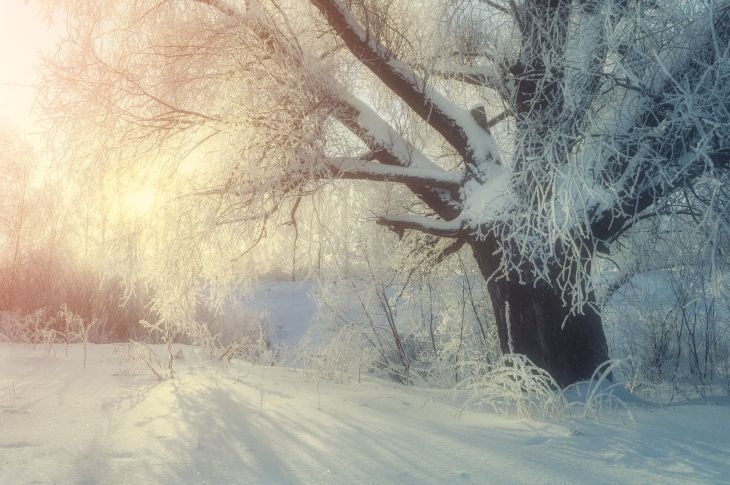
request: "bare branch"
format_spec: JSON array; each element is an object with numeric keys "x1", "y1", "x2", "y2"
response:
[
  {"x1": 326, "y1": 157, "x2": 463, "y2": 192},
  {"x1": 476, "y1": 0, "x2": 511, "y2": 15},
  {"x1": 422, "y1": 65, "x2": 504, "y2": 91},
  {"x1": 377, "y1": 215, "x2": 464, "y2": 238}
]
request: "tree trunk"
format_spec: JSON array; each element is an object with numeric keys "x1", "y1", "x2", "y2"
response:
[{"x1": 470, "y1": 239, "x2": 610, "y2": 388}]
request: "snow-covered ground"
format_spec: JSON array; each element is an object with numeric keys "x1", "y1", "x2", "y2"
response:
[{"x1": 1, "y1": 343, "x2": 729, "y2": 484}]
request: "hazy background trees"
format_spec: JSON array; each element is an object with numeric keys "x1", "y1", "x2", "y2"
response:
[{"x1": 0, "y1": 124, "x2": 158, "y2": 342}]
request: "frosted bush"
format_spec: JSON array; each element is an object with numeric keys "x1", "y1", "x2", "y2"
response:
[
  {"x1": 0, "y1": 381, "x2": 17, "y2": 408},
  {"x1": 196, "y1": 304, "x2": 275, "y2": 365},
  {"x1": 187, "y1": 320, "x2": 223, "y2": 360},
  {"x1": 564, "y1": 360, "x2": 635, "y2": 425},
  {"x1": 57, "y1": 304, "x2": 98, "y2": 367},
  {"x1": 26, "y1": 310, "x2": 58, "y2": 355},
  {"x1": 605, "y1": 268, "x2": 730, "y2": 398},
  {"x1": 456, "y1": 355, "x2": 636, "y2": 428},
  {"x1": 296, "y1": 325, "x2": 371, "y2": 383},
  {"x1": 456, "y1": 354, "x2": 568, "y2": 420},
  {"x1": 114, "y1": 341, "x2": 169, "y2": 380},
  {"x1": 413, "y1": 342, "x2": 491, "y2": 389}
]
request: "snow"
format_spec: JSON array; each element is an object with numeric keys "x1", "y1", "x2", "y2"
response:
[
  {"x1": 2, "y1": 334, "x2": 730, "y2": 483},
  {"x1": 1, "y1": 343, "x2": 729, "y2": 484},
  {"x1": 1, "y1": 282, "x2": 729, "y2": 484},
  {"x1": 351, "y1": 99, "x2": 437, "y2": 169},
  {"x1": 460, "y1": 172, "x2": 512, "y2": 227},
  {"x1": 324, "y1": 0, "x2": 501, "y2": 170}
]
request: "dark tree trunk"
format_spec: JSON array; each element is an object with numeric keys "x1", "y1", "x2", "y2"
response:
[
  {"x1": 470, "y1": 238, "x2": 610, "y2": 388},
  {"x1": 470, "y1": 0, "x2": 610, "y2": 388}
]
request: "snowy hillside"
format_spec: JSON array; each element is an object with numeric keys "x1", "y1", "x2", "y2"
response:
[
  {"x1": 244, "y1": 280, "x2": 318, "y2": 348},
  {"x1": 1, "y1": 342, "x2": 729, "y2": 484}
]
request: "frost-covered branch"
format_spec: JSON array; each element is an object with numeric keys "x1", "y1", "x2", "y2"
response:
[
  {"x1": 326, "y1": 95, "x2": 463, "y2": 220},
  {"x1": 591, "y1": 4, "x2": 730, "y2": 242}
]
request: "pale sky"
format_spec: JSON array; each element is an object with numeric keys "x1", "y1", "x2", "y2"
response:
[{"x1": 0, "y1": 1, "x2": 62, "y2": 132}]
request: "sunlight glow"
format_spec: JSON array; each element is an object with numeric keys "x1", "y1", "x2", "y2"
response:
[{"x1": 124, "y1": 187, "x2": 156, "y2": 216}]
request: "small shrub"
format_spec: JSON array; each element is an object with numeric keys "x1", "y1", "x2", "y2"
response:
[
  {"x1": 564, "y1": 359, "x2": 635, "y2": 425},
  {"x1": 114, "y1": 341, "x2": 168, "y2": 380},
  {"x1": 297, "y1": 325, "x2": 369, "y2": 383},
  {"x1": 456, "y1": 354, "x2": 568, "y2": 420}
]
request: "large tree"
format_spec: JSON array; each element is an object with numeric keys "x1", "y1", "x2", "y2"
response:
[{"x1": 44, "y1": 0, "x2": 730, "y2": 386}]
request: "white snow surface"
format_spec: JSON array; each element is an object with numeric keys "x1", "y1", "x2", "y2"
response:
[
  {"x1": 461, "y1": 173, "x2": 512, "y2": 226},
  {"x1": 1, "y1": 345, "x2": 729, "y2": 483}
]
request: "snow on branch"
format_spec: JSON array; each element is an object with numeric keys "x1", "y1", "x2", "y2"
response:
[
  {"x1": 332, "y1": 95, "x2": 443, "y2": 172},
  {"x1": 309, "y1": 0, "x2": 502, "y2": 169},
  {"x1": 193, "y1": 0, "x2": 242, "y2": 18},
  {"x1": 193, "y1": 0, "x2": 427, "y2": 172},
  {"x1": 327, "y1": 96, "x2": 463, "y2": 220},
  {"x1": 194, "y1": 0, "x2": 464, "y2": 220}
]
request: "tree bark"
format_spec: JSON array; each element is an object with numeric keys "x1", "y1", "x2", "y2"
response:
[{"x1": 470, "y1": 238, "x2": 610, "y2": 388}]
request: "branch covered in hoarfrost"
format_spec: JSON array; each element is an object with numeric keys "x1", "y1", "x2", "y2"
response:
[{"x1": 329, "y1": 95, "x2": 463, "y2": 220}]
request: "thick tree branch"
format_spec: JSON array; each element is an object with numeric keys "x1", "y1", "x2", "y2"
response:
[
  {"x1": 327, "y1": 95, "x2": 463, "y2": 220},
  {"x1": 326, "y1": 158, "x2": 463, "y2": 192},
  {"x1": 377, "y1": 215, "x2": 464, "y2": 238},
  {"x1": 309, "y1": 0, "x2": 501, "y2": 169},
  {"x1": 192, "y1": 0, "x2": 463, "y2": 220}
]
